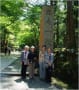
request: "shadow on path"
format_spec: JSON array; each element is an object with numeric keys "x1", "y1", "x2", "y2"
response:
[
  {"x1": 15, "y1": 77, "x2": 50, "y2": 88},
  {"x1": 15, "y1": 76, "x2": 59, "y2": 89}
]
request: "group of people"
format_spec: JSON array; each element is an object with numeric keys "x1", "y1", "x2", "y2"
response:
[{"x1": 20, "y1": 45, "x2": 54, "y2": 83}]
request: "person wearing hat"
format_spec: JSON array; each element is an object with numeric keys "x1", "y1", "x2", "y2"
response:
[
  {"x1": 28, "y1": 46, "x2": 37, "y2": 79},
  {"x1": 20, "y1": 45, "x2": 29, "y2": 79}
]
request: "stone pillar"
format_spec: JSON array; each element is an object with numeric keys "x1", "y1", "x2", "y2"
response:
[{"x1": 39, "y1": 6, "x2": 54, "y2": 50}]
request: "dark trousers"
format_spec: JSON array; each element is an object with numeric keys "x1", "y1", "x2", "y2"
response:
[
  {"x1": 5, "y1": 48, "x2": 7, "y2": 55},
  {"x1": 21, "y1": 62, "x2": 27, "y2": 79},
  {"x1": 45, "y1": 66, "x2": 52, "y2": 82}
]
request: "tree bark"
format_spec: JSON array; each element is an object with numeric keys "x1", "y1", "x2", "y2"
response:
[
  {"x1": 66, "y1": 1, "x2": 76, "y2": 61},
  {"x1": 66, "y1": 1, "x2": 76, "y2": 49}
]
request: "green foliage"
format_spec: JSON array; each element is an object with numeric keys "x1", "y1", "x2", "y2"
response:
[
  {"x1": 0, "y1": 0, "x2": 78, "y2": 89},
  {"x1": 53, "y1": 1, "x2": 67, "y2": 48},
  {"x1": 0, "y1": 0, "x2": 26, "y2": 51},
  {"x1": 27, "y1": 6, "x2": 41, "y2": 24},
  {"x1": 54, "y1": 49, "x2": 78, "y2": 89},
  {"x1": 1, "y1": 0, "x2": 25, "y2": 20},
  {"x1": 18, "y1": 5, "x2": 41, "y2": 48}
]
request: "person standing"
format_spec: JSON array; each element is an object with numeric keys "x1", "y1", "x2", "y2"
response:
[
  {"x1": 8, "y1": 46, "x2": 11, "y2": 55},
  {"x1": 4, "y1": 46, "x2": 8, "y2": 55},
  {"x1": 20, "y1": 45, "x2": 29, "y2": 79},
  {"x1": 45, "y1": 48, "x2": 54, "y2": 83},
  {"x1": 39, "y1": 45, "x2": 47, "y2": 80},
  {"x1": 28, "y1": 46, "x2": 37, "y2": 79}
]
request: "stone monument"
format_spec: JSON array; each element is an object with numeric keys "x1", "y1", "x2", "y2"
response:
[{"x1": 39, "y1": 6, "x2": 54, "y2": 50}]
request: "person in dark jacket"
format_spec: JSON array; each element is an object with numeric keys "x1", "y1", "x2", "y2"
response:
[{"x1": 28, "y1": 46, "x2": 37, "y2": 79}]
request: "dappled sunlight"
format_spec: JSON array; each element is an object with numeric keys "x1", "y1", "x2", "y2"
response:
[
  {"x1": 0, "y1": 75, "x2": 60, "y2": 90},
  {"x1": 0, "y1": 76, "x2": 29, "y2": 90},
  {"x1": 8, "y1": 66, "x2": 18, "y2": 72},
  {"x1": 51, "y1": 77, "x2": 68, "y2": 89},
  {"x1": 14, "y1": 81, "x2": 29, "y2": 89},
  {"x1": 0, "y1": 0, "x2": 78, "y2": 89},
  {"x1": 63, "y1": 61, "x2": 69, "y2": 67}
]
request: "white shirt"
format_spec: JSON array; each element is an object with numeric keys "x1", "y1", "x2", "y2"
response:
[{"x1": 24, "y1": 51, "x2": 29, "y2": 65}]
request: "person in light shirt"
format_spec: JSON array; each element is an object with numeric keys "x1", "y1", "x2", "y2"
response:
[
  {"x1": 39, "y1": 45, "x2": 47, "y2": 80},
  {"x1": 20, "y1": 45, "x2": 29, "y2": 79}
]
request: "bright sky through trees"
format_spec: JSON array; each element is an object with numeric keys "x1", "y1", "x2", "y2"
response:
[
  {"x1": 25, "y1": 0, "x2": 64, "y2": 10},
  {"x1": 25, "y1": 0, "x2": 45, "y2": 5}
]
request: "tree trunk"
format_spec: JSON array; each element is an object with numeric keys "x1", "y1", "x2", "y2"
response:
[
  {"x1": 74, "y1": 1, "x2": 78, "y2": 49},
  {"x1": 56, "y1": 17, "x2": 59, "y2": 48},
  {"x1": 66, "y1": 1, "x2": 76, "y2": 49},
  {"x1": 66, "y1": 1, "x2": 76, "y2": 61}
]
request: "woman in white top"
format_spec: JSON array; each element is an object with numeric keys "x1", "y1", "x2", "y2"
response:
[{"x1": 39, "y1": 45, "x2": 47, "y2": 80}]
